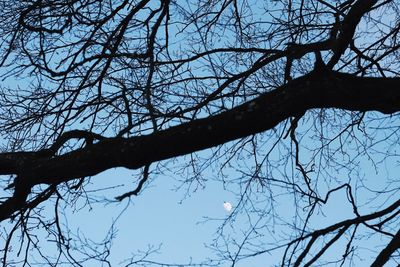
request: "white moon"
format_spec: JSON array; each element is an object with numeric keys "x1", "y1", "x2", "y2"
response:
[{"x1": 223, "y1": 201, "x2": 233, "y2": 212}]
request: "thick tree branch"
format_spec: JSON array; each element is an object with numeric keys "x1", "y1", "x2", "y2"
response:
[
  {"x1": 370, "y1": 228, "x2": 400, "y2": 267},
  {"x1": 328, "y1": 0, "x2": 379, "y2": 68},
  {"x1": 33, "y1": 70, "x2": 400, "y2": 183},
  {"x1": 1, "y1": 69, "x2": 400, "y2": 221}
]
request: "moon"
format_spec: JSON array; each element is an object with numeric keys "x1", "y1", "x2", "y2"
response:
[{"x1": 223, "y1": 201, "x2": 233, "y2": 212}]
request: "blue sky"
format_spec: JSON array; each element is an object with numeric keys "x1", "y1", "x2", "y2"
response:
[{"x1": 62, "y1": 168, "x2": 280, "y2": 266}]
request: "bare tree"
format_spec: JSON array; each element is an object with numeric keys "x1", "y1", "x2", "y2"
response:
[{"x1": 0, "y1": 0, "x2": 399, "y2": 266}]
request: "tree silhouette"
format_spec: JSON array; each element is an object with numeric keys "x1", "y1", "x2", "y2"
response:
[{"x1": 0, "y1": 0, "x2": 399, "y2": 266}]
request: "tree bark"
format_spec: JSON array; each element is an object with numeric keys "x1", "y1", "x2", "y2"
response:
[{"x1": 370, "y1": 229, "x2": 400, "y2": 267}]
